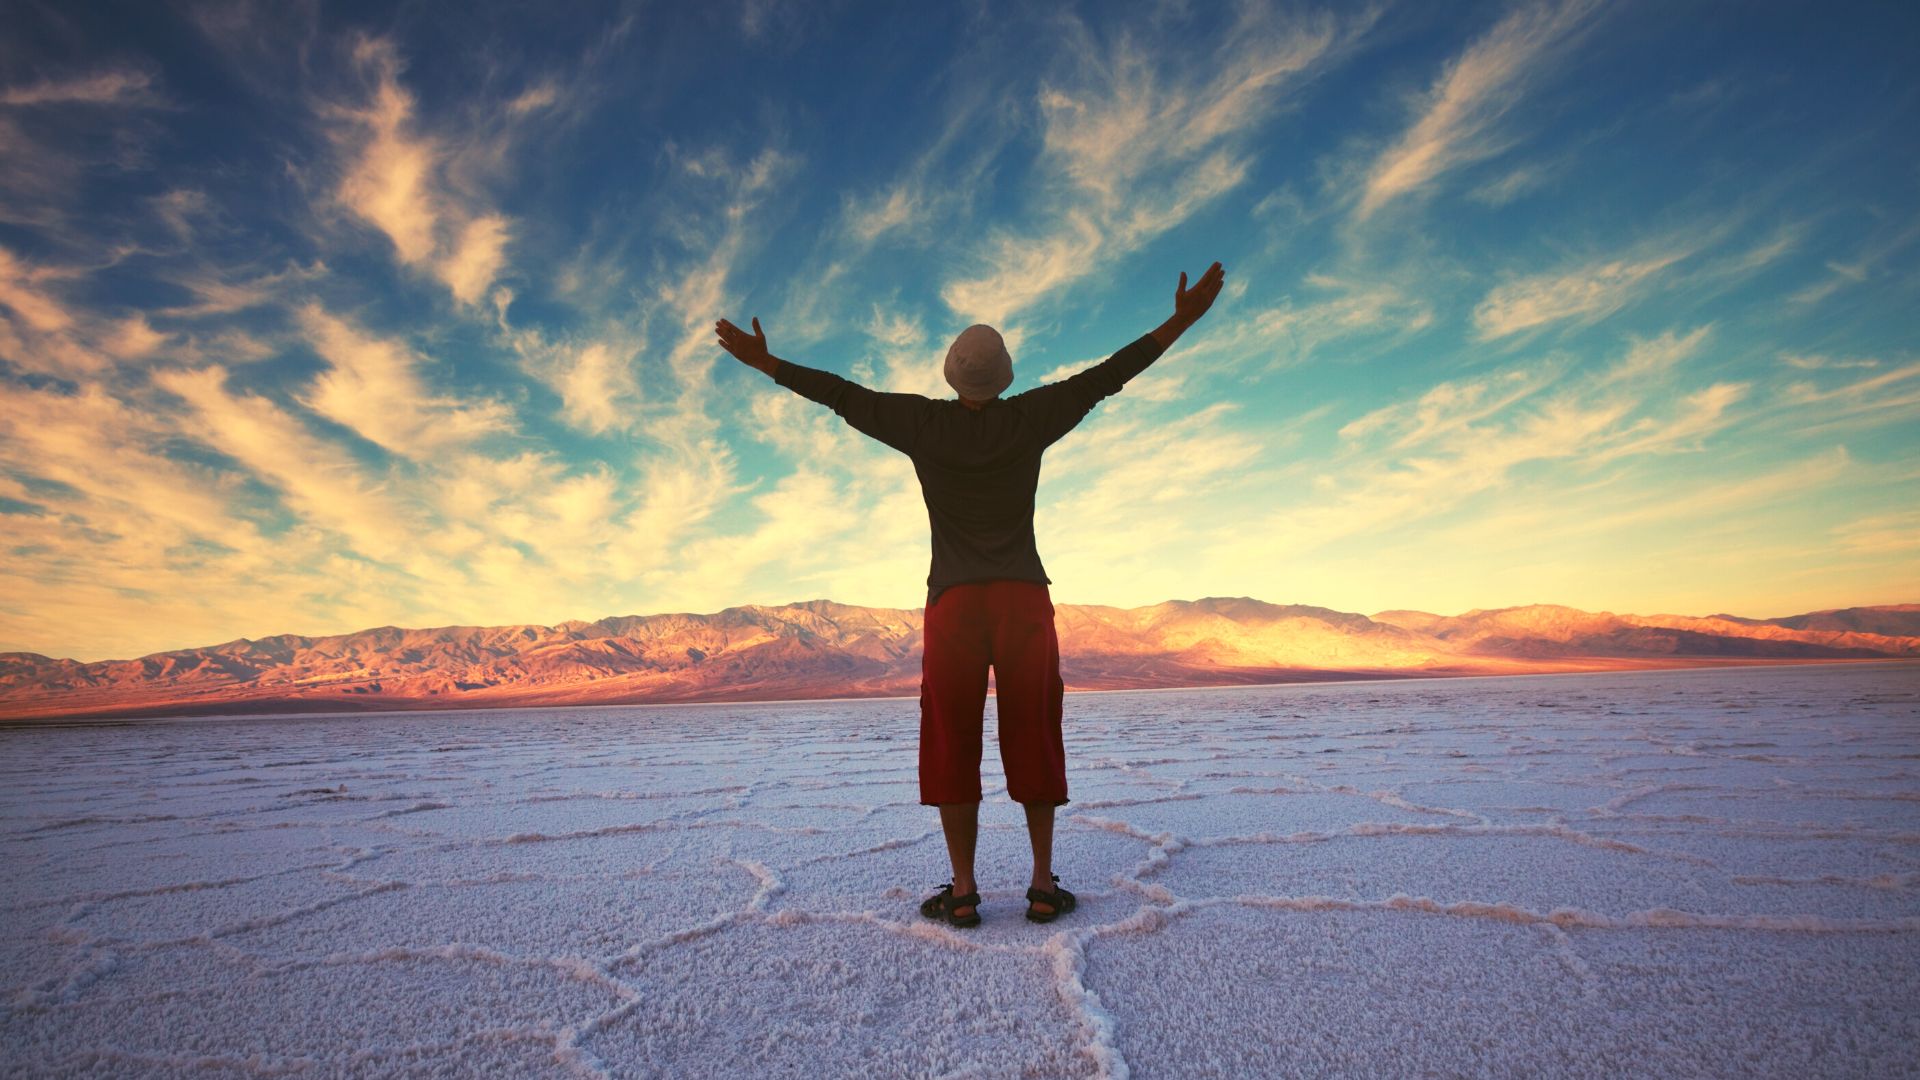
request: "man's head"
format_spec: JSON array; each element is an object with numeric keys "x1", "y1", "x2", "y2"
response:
[{"x1": 944, "y1": 324, "x2": 1013, "y2": 403}]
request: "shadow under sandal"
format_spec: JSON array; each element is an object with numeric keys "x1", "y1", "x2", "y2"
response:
[
  {"x1": 1025, "y1": 874, "x2": 1076, "y2": 923},
  {"x1": 920, "y1": 882, "x2": 982, "y2": 928}
]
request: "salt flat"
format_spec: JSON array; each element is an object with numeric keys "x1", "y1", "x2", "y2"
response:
[{"x1": 3, "y1": 663, "x2": 1917, "y2": 1078}]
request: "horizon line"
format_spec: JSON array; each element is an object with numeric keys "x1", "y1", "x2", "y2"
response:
[{"x1": 6, "y1": 593, "x2": 1916, "y2": 667}]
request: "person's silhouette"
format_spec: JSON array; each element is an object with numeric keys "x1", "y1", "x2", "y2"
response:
[{"x1": 716, "y1": 261, "x2": 1226, "y2": 926}]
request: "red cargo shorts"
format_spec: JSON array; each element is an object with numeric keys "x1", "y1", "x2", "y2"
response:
[{"x1": 919, "y1": 579, "x2": 1069, "y2": 807}]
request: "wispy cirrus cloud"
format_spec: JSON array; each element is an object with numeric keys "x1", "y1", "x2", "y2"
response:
[
  {"x1": 1586, "y1": 379, "x2": 1748, "y2": 464},
  {"x1": 1355, "y1": 0, "x2": 1600, "y2": 219},
  {"x1": 154, "y1": 365, "x2": 429, "y2": 565},
  {"x1": 0, "y1": 376, "x2": 364, "y2": 657},
  {"x1": 940, "y1": 5, "x2": 1357, "y2": 326},
  {"x1": 328, "y1": 38, "x2": 511, "y2": 305},
  {"x1": 1783, "y1": 360, "x2": 1920, "y2": 405},
  {"x1": 1425, "y1": 445, "x2": 1856, "y2": 562},
  {"x1": 1592, "y1": 325, "x2": 1712, "y2": 386},
  {"x1": 848, "y1": 306, "x2": 951, "y2": 399},
  {"x1": 507, "y1": 330, "x2": 646, "y2": 436},
  {"x1": 0, "y1": 247, "x2": 180, "y2": 376},
  {"x1": 1467, "y1": 162, "x2": 1555, "y2": 207},
  {"x1": 1831, "y1": 509, "x2": 1920, "y2": 555},
  {"x1": 1247, "y1": 274, "x2": 1434, "y2": 370},
  {"x1": 0, "y1": 247, "x2": 76, "y2": 335},
  {"x1": 1781, "y1": 354, "x2": 1879, "y2": 371},
  {"x1": 1211, "y1": 325, "x2": 1741, "y2": 575},
  {"x1": 842, "y1": 185, "x2": 922, "y2": 247},
  {"x1": 1472, "y1": 250, "x2": 1687, "y2": 340},
  {"x1": 0, "y1": 2, "x2": 1909, "y2": 659},
  {"x1": 1460, "y1": 214, "x2": 1797, "y2": 344},
  {"x1": 0, "y1": 69, "x2": 158, "y2": 108},
  {"x1": 1221, "y1": 390, "x2": 1635, "y2": 568},
  {"x1": 1771, "y1": 359, "x2": 1920, "y2": 435},
  {"x1": 768, "y1": 77, "x2": 1015, "y2": 347},
  {"x1": 1337, "y1": 364, "x2": 1559, "y2": 448},
  {"x1": 298, "y1": 304, "x2": 514, "y2": 456},
  {"x1": 1789, "y1": 214, "x2": 1920, "y2": 306},
  {"x1": 0, "y1": 381, "x2": 256, "y2": 549},
  {"x1": 507, "y1": 138, "x2": 793, "y2": 443}
]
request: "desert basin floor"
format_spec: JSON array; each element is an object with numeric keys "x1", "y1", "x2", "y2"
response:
[{"x1": 3, "y1": 662, "x2": 1917, "y2": 1078}]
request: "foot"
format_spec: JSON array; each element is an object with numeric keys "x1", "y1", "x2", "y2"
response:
[
  {"x1": 920, "y1": 881, "x2": 980, "y2": 927},
  {"x1": 1025, "y1": 873, "x2": 1075, "y2": 924},
  {"x1": 949, "y1": 880, "x2": 977, "y2": 921}
]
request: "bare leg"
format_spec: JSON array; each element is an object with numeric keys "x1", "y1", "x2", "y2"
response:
[
  {"x1": 937, "y1": 801, "x2": 979, "y2": 919},
  {"x1": 1023, "y1": 801, "x2": 1057, "y2": 914}
]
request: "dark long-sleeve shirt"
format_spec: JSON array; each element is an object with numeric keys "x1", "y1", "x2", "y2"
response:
[{"x1": 771, "y1": 333, "x2": 1169, "y2": 607}]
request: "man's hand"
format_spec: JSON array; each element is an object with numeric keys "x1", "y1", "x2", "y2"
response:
[
  {"x1": 715, "y1": 316, "x2": 778, "y2": 376},
  {"x1": 1174, "y1": 261, "x2": 1225, "y2": 325},
  {"x1": 1152, "y1": 261, "x2": 1225, "y2": 348}
]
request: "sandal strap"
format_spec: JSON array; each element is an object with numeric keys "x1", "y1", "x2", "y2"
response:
[{"x1": 1027, "y1": 879, "x2": 1074, "y2": 905}]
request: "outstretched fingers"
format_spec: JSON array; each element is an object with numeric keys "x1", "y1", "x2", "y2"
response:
[
  {"x1": 714, "y1": 316, "x2": 762, "y2": 346},
  {"x1": 715, "y1": 316, "x2": 774, "y2": 373},
  {"x1": 1177, "y1": 262, "x2": 1225, "y2": 299},
  {"x1": 1195, "y1": 262, "x2": 1225, "y2": 299},
  {"x1": 1170, "y1": 261, "x2": 1226, "y2": 327}
]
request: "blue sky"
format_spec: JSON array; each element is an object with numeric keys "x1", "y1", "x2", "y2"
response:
[{"x1": 1, "y1": 0, "x2": 1915, "y2": 661}]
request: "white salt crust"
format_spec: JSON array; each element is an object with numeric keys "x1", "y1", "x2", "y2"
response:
[{"x1": 3, "y1": 662, "x2": 1917, "y2": 1077}]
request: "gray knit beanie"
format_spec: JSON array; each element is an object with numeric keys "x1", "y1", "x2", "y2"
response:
[{"x1": 944, "y1": 324, "x2": 1013, "y2": 400}]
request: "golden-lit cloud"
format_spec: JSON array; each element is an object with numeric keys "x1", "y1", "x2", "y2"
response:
[
  {"x1": 1775, "y1": 360, "x2": 1920, "y2": 436},
  {"x1": 1832, "y1": 510, "x2": 1920, "y2": 555},
  {"x1": 843, "y1": 185, "x2": 921, "y2": 246},
  {"x1": 1357, "y1": 0, "x2": 1599, "y2": 218},
  {"x1": 941, "y1": 7, "x2": 1349, "y2": 326},
  {"x1": 0, "y1": 248, "x2": 187, "y2": 376},
  {"x1": 0, "y1": 248, "x2": 75, "y2": 333},
  {"x1": 299, "y1": 304, "x2": 514, "y2": 455},
  {"x1": 1473, "y1": 251, "x2": 1685, "y2": 340},
  {"x1": 330, "y1": 39, "x2": 512, "y2": 305},
  {"x1": 155, "y1": 365, "x2": 426, "y2": 563},
  {"x1": 0, "y1": 69, "x2": 157, "y2": 108},
  {"x1": 1209, "y1": 324, "x2": 1753, "y2": 578},
  {"x1": 0, "y1": 4, "x2": 1908, "y2": 662}
]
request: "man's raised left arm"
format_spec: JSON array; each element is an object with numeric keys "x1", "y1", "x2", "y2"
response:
[{"x1": 1020, "y1": 262, "x2": 1226, "y2": 445}]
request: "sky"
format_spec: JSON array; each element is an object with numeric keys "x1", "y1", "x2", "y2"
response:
[{"x1": 0, "y1": 0, "x2": 1915, "y2": 662}]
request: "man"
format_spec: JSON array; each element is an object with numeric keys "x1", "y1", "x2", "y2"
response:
[{"x1": 715, "y1": 260, "x2": 1225, "y2": 927}]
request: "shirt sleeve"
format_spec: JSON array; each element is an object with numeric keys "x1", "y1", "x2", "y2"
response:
[
  {"x1": 772, "y1": 360, "x2": 932, "y2": 455},
  {"x1": 1017, "y1": 333, "x2": 1168, "y2": 446}
]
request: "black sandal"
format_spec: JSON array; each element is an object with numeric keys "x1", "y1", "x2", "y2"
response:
[
  {"x1": 1025, "y1": 874, "x2": 1076, "y2": 923},
  {"x1": 920, "y1": 882, "x2": 982, "y2": 928}
]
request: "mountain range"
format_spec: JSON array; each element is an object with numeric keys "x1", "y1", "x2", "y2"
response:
[{"x1": 2, "y1": 598, "x2": 1915, "y2": 722}]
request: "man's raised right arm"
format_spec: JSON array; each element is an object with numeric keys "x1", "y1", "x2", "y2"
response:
[{"x1": 714, "y1": 316, "x2": 927, "y2": 454}]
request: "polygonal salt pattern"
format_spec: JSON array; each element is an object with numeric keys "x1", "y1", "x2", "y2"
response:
[
  {"x1": 1083, "y1": 905, "x2": 1587, "y2": 1078},
  {"x1": 2, "y1": 942, "x2": 629, "y2": 1075},
  {"x1": 1, "y1": 662, "x2": 1915, "y2": 1077},
  {"x1": 595, "y1": 917, "x2": 1094, "y2": 1079}
]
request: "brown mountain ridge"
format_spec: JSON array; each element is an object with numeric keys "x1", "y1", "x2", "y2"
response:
[{"x1": 2, "y1": 598, "x2": 1915, "y2": 722}]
